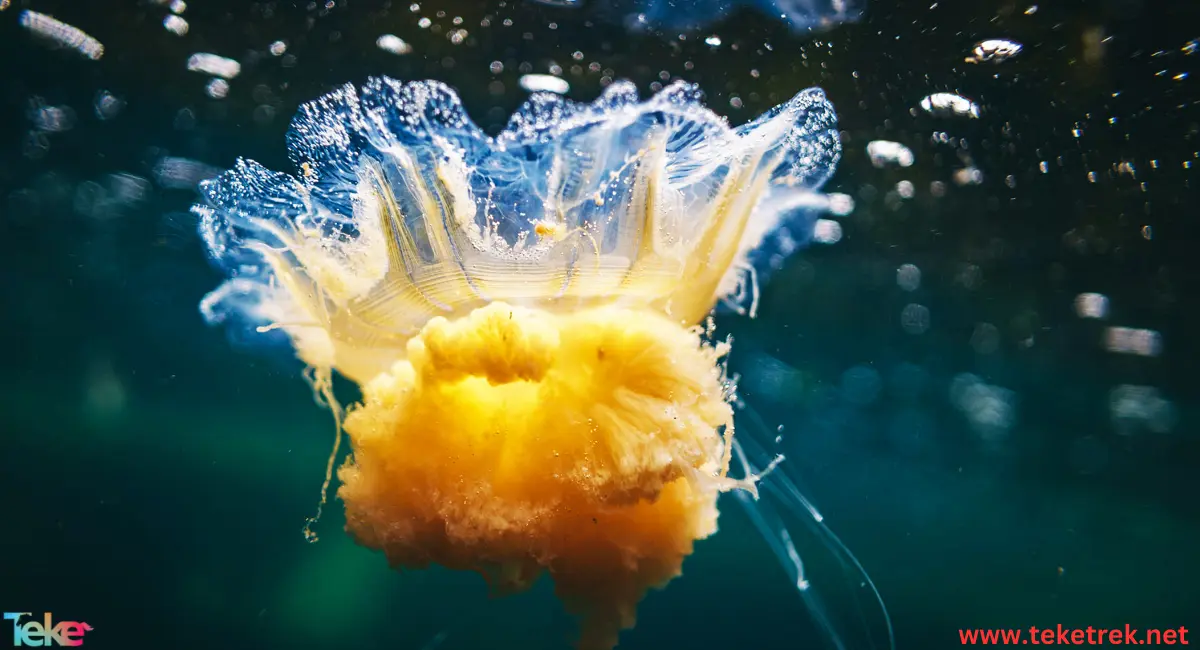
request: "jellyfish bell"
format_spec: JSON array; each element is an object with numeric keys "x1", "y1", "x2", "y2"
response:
[{"x1": 196, "y1": 76, "x2": 890, "y2": 649}]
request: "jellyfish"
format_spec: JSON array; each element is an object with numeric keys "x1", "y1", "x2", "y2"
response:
[
  {"x1": 530, "y1": 0, "x2": 862, "y2": 35},
  {"x1": 196, "y1": 77, "x2": 891, "y2": 649}
]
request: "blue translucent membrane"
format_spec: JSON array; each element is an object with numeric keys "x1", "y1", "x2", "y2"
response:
[{"x1": 197, "y1": 77, "x2": 840, "y2": 382}]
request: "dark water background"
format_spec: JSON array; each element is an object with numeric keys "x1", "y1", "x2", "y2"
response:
[{"x1": 1, "y1": 0, "x2": 1197, "y2": 648}]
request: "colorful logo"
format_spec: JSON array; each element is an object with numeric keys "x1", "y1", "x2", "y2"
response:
[{"x1": 3, "y1": 613, "x2": 92, "y2": 647}]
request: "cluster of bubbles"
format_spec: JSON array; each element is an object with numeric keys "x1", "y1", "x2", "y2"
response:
[
  {"x1": 845, "y1": 37, "x2": 1023, "y2": 356},
  {"x1": 739, "y1": 16, "x2": 1185, "y2": 475},
  {"x1": 5, "y1": 0, "x2": 1185, "y2": 497}
]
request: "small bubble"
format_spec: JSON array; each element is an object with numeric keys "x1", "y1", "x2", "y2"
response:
[
  {"x1": 920, "y1": 93, "x2": 980, "y2": 118},
  {"x1": 94, "y1": 91, "x2": 124, "y2": 120},
  {"x1": 187, "y1": 53, "x2": 241, "y2": 79},
  {"x1": 867, "y1": 140, "x2": 914, "y2": 167},
  {"x1": 519, "y1": 74, "x2": 569, "y2": 94},
  {"x1": 965, "y1": 38, "x2": 1022, "y2": 64},
  {"x1": 896, "y1": 263, "x2": 920, "y2": 291},
  {"x1": 1104, "y1": 327, "x2": 1162, "y2": 357},
  {"x1": 1073, "y1": 293, "x2": 1109, "y2": 319},
  {"x1": 29, "y1": 102, "x2": 76, "y2": 133},
  {"x1": 969, "y1": 323, "x2": 999, "y2": 354},
  {"x1": 826, "y1": 193, "x2": 855, "y2": 215},
  {"x1": 953, "y1": 167, "x2": 983, "y2": 185},
  {"x1": 1110, "y1": 385, "x2": 1177, "y2": 434},
  {"x1": 377, "y1": 34, "x2": 413, "y2": 55},
  {"x1": 205, "y1": 78, "x2": 230, "y2": 99},
  {"x1": 163, "y1": 14, "x2": 189, "y2": 36},
  {"x1": 900, "y1": 303, "x2": 930, "y2": 334},
  {"x1": 812, "y1": 219, "x2": 842, "y2": 244}
]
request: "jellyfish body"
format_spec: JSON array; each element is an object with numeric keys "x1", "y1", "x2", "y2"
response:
[
  {"x1": 197, "y1": 77, "x2": 883, "y2": 649},
  {"x1": 529, "y1": 0, "x2": 862, "y2": 34}
]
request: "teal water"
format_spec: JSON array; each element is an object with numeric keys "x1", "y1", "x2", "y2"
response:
[{"x1": 1, "y1": 0, "x2": 1197, "y2": 648}]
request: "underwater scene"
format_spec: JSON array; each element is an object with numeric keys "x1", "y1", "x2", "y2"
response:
[{"x1": 0, "y1": 0, "x2": 1196, "y2": 649}]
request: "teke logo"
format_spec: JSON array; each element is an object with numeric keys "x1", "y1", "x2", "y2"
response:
[{"x1": 3, "y1": 613, "x2": 93, "y2": 647}]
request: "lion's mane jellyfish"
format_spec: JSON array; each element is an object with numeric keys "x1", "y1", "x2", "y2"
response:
[{"x1": 196, "y1": 77, "x2": 887, "y2": 649}]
